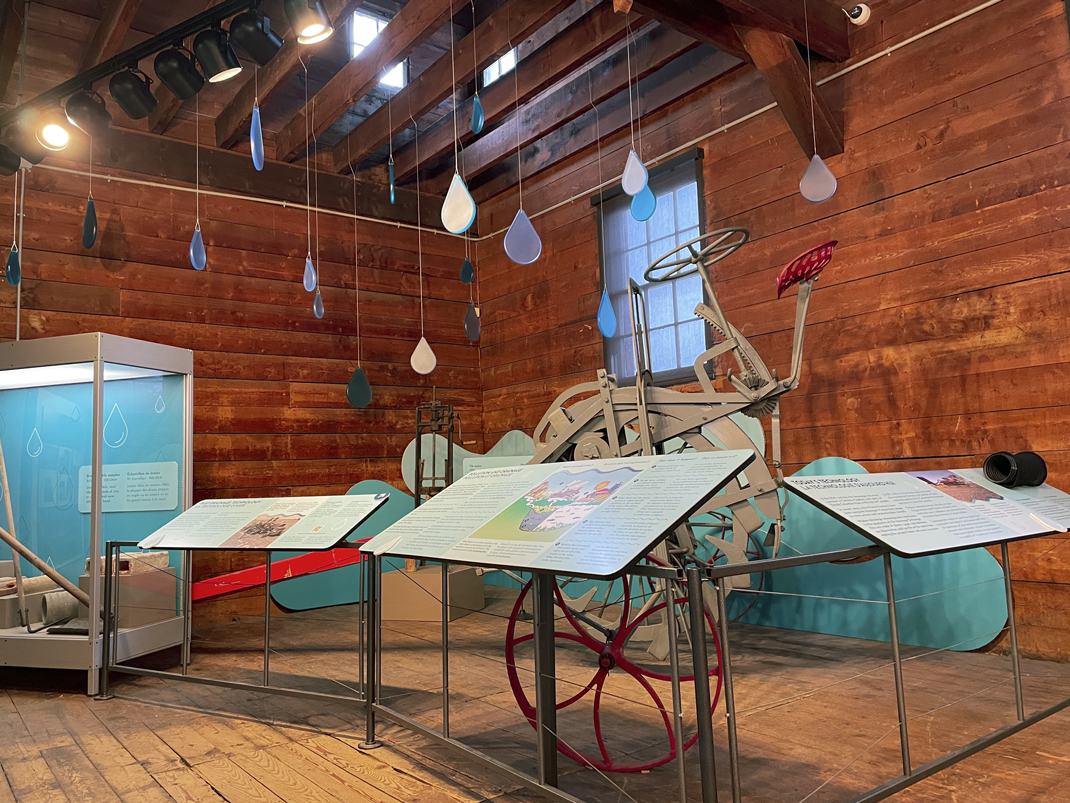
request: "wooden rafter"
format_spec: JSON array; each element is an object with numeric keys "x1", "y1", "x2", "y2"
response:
[
  {"x1": 451, "y1": 24, "x2": 702, "y2": 191},
  {"x1": 0, "y1": 0, "x2": 23, "y2": 107},
  {"x1": 718, "y1": 0, "x2": 848, "y2": 61},
  {"x1": 275, "y1": 0, "x2": 467, "y2": 162},
  {"x1": 215, "y1": 0, "x2": 363, "y2": 149},
  {"x1": 81, "y1": 0, "x2": 143, "y2": 70},
  {"x1": 331, "y1": 0, "x2": 575, "y2": 174},
  {"x1": 732, "y1": 21, "x2": 842, "y2": 156},
  {"x1": 392, "y1": 2, "x2": 636, "y2": 182},
  {"x1": 630, "y1": 0, "x2": 750, "y2": 62}
]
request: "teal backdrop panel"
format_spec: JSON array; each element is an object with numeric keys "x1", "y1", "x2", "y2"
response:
[
  {"x1": 269, "y1": 480, "x2": 412, "y2": 611},
  {"x1": 734, "y1": 457, "x2": 1008, "y2": 651}
]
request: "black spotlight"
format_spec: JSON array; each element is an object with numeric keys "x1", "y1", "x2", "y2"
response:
[
  {"x1": 2, "y1": 115, "x2": 46, "y2": 165},
  {"x1": 64, "y1": 89, "x2": 112, "y2": 137},
  {"x1": 110, "y1": 69, "x2": 159, "y2": 119},
  {"x1": 193, "y1": 27, "x2": 243, "y2": 83},
  {"x1": 283, "y1": 0, "x2": 334, "y2": 44},
  {"x1": 0, "y1": 143, "x2": 20, "y2": 176},
  {"x1": 230, "y1": 8, "x2": 284, "y2": 66},
  {"x1": 155, "y1": 47, "x2": 205, "y2": 100}
]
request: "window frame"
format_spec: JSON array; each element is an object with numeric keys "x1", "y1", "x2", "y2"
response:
[
  {"x1": 594, "y1": 148, "x2": 708, "y2": 387},
  {"x1": 481, "y1": 48, "x2": 517, "y2": 88},
  {"x1": 350, "y1": 11, "x2": 409, "y2": 88}
]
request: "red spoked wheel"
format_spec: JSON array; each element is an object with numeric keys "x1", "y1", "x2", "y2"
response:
[{"x1": 505, "y1": 571, "x2": 722, "y2": 772}]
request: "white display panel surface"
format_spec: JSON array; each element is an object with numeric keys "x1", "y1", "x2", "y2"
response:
[
  {"x1": 361, "y1": 451, "x2": 754, "y2": 579},
  {"x1": 137, "y1": 494, "x2": 388, "y2": 551},
  {"x1": 954, "y1": 468, "x2": 1070, "y2": 528},
  {"x1": 786, "y1": 471, "x2": 1067, "y2": 557}
]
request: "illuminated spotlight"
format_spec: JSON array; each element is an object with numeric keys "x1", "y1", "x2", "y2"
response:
[
  {"x1": 283, "y1": 0, "x2": 333, "y2": 45},
  {"x1": 193, "y1": 27, "x2": 243, "y2": 83}
]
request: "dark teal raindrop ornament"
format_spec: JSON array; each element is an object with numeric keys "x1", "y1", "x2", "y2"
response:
[
  {"x1": 630, "y1": 184, "x2": 656, "y2": 222},
  {"x1": 460, "y1": 256, "x2": 474, "y2": 284},
  {"x1": 82, "y1": 195, "x2": 98, "y2": 248},
  {"x1": 346, "y1": 367, "x2": 373, "y2": 408},
  {"x1": 251, "y1": 102, "x2": 265, "y2": 171},
  {"x1": 464, "y1": 301, "x2": 480, "y2": 342},
  {"x1": 388, "y1": 156, "x2": 395, "y2": 205},
  {"x1": 4, "y1": 245, "x2": 19, "y2": 287},
  {"x1": 597, "y1": 288, "x2": 616, "y2": 337},
  {"x1": 471, "y1": 93, "x2": 485, "y2": 135}
]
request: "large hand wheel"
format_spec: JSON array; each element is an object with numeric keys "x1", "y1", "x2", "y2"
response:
[
  {"x1": 504, "y1": 568, "x2": 722, "y2": 772},
  {"x1": 643, "y1": 227, "x2": 749, "y2": 285}
]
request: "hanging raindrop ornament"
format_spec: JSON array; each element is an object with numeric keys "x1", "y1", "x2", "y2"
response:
[
  {"x1": 82, "y1": 195, "x2": 98, "y2": 248},
  {"x1": 799, "y1": 154, "x2": 837, "y2": 203},
  {"x1": 471, "y1": 93, "x2": 484, "y2": 135},
  {"x1": 347, "y1": 367, "x2": 372, "y2": 407},
  {"x1": 5, "y1": 244, "x2": 19, "y2": 287},
  {"x1": 410, "y1": 336, "x2": 437, "y2": 374},
  {"x1": 464, "y1": 301, "x2": 480, "y2": 342},
  {"x1": 388, "y1": 156, "x2": 395, "y2": 204},
  {"x1": 313, "y1": 288, "x2": 324, "y2": 318},
  {"x1": 441, "y1": 172, "x2": 476, "y2": 234},
  {"x1": 504, "y1": 208, "x2": 542, "y2": 265},
  {"x1": 250, "y1": 101, "x2": 265, "y2": 171},
  {"x1": 597, "y1": 288, "x2": 616, "y2": 338},
  {"x1": 631, "y1": 184, "x2": 656, "y2": 222},
  {"x1": 621, "y1": 149, "x2": 648, "y2": 197},
  {"x1": 460, "y1": 256, "x2": 475, "y2": 284},
  {"x1": 303, "y1": 253, "x2": 317, "y2": 291},
  {"x1": 189, "y1": 223, "x2": 206, "y2": 271}
]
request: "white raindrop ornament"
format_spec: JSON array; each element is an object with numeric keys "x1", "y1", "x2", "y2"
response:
[
  {"x1": 621, "y1": 149, "x2": 648, "y2": 197},
  {"x1": 441, "y1": 173, "x2": 477, "y2": 234},
  {"x1": 410, "y1": 337, "x2": 437, "y2": 375},
  {"x1": 799, "y1": 154, "x2": 837, "y2": 203}
]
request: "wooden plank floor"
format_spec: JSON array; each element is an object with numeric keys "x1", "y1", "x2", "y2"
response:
[{"x1": 3, "y1": 586, "x2": 1070, "y2": 802}]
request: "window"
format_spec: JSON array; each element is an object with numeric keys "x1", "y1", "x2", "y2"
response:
[
  {"x1": 598, "y1": 158, "x2": 706, "y2": 384},
  {"x1": 351, "y1": 12, "x2": 407, "y2": 88},
  {"x1": 482, "y1": 48, "x2": 516, "y2": 87}
]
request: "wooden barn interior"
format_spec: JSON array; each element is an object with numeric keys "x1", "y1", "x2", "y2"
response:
[{"x1": 2, "y1": 0, "x2": 1070, "y2": 801}]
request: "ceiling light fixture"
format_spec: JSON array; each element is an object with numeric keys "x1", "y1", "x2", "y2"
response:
[
  {"x1": 2, "y1": 115, "x2": 47, "y2": 164},
  {"x1": 110, "y1": 69, "x2": 159, "y2": 119},
  {"x1": 193, "y1": 27, "x2": 243, "y2": 83},
  {"x1": 283, "y1": 0, "x2": 334, "y2": 45},
  {"x1": 229, "y1": 8, "x2": 284, "y2": 65},
  {"x1": 36, "y1": 116, "x2": 70, "y2": 151},
  {"x1": 0, "y1": 144, "x2": 20, "y2": 177},
  {"x1": 64, "y1": 89, "x2": 112, "y2": 137},
  {"x1": 155, "y1": 46, "x2": 205, "y2": 99}
]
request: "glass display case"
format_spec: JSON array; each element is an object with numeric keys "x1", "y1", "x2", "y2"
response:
[{"x1": 0, "y1": 333, "x2": 192, "y2": 694}]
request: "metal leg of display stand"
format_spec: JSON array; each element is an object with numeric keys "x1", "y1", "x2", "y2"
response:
[
  {"x1": 361, "y1": 555, "x2": 383, "y2": 750},
  {"x1": 664, "y1": 581, "x2": 688, "y2": 803},
  {"x1": 442, "y1": 560, "x2": 451, "y2": 739},
  {"x1": 97, "y1": 544, "x2": 116, "y2": 700},
  {"x1": 1001, "y1": 542, "x2": 1025, "y2": 721},
  {"x1": 263, "y1": 552, "x2": 271, "y2": 687},
  {"x1": 715, "y1": 579, "x2": 741, "y2": 803},
  {"x1": 533, "y1": 571, "x2": 558, "y2": 787},
  {"x1": 181, "y1": 548, "x2": 192, "y2": 675},
  {"x1": 883, "y1": 553, "x2": 911, "y2": 776},
  {"x1": 686, "y1": 565, "x2": 718, "y2": 803}
]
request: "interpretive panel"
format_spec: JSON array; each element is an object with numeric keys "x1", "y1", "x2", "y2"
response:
[
  {"x1": 954, "y1": 468, "x2": 1070, "y2": 528},
  {"x1": 78, "y1": 462, "x2": 179, "y2": 513},
  {"x1": 137, "y1": 494, "x2": 388, "y2": 551},
  {"x1": 786, "y1": 471, "x2": 1066, "y2": 556},
  {"x1": 361, "y1": 451, "x2": 754, "y2": 579}
]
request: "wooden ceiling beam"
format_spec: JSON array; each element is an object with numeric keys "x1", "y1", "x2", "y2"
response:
[
  {"x1": 332, "y1": 0, "x2": 575, "y2": 174},
  {"x1": 0, "y1": 0, "x2": 23, "y2": 106},
  {"x1": 452, "y1": 23, "x2": 707, "y2": 190},
  {"x1": 630, "y1": 0, "x2": 750, "y2": 62},
  {"x1": 718, "y1": 0, "x2": 849, "y2": 61},
  {"x1": 274, "y1": 0, "x2": 467, "y2": 162},
  {"x1": 81, "y1": 0, "x2": 143, "y2": 70},
  {"x1": 215, "y1": 0, "x2": 363, "y2": 149},
  {"x1": 392, "y1": 2, "x2": 636, "y2": 182},
  {"x1": 732, "y1": 22, "x2": 842, "y2": 157}
]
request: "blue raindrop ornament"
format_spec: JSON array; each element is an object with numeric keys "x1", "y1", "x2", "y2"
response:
[
  {"x1": 471, "y1": 93, "x2": 485, "y2": 135},
  {"x1": 441, "y1": 173, "x2": 477, "y2": 234},
  {"x1": 504, "y1": 208, "x2": 542, "y2": 265},
  {"x1": 388, "y1": 157, "x2": 395, "y2": 205},
  {"x1": 313, "y1": 289, "x2": 324, "y2": 319},
  {"x1": 597, "y1": 288, "x2": 616, "y2": 337},
  {"x1": 630, "y1": 184, "x2": 656, "y2": 222},
  {"x1": 4, "y1": 244, "x2": 19, "y2": 287},
  {"x1": 464, "y1": 302, "x2": 480, "y2": 342},
  {"x1": 190, "y1": 224, "x2": 206, "y2": 271},
  {"x1": 250, "y1": 102, "x2": 265, "y2": 171},
  {"x1": 303, "y1": 254, "x2": 317, "y2": 292},
  {"x1": 460, "y1": 256, "x2": 475, "y2": 284},
  {"x1": 82, "y1": 195, "x2": 98, "y2": 248}
]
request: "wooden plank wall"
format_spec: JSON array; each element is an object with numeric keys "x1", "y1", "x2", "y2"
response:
[
  {"x1": 474, "y1": 0, "x2": 1070, "y2": 658},
  {"x1": 0, "y1": 148, "x2": 477, "y2": 621}
]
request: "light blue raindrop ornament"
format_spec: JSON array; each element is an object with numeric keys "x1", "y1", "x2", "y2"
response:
[
  {"x1": 441, "y1": 173, "x2": 477, "y2": 234},
  {"x1": 630, "y1": 184, "x2": 656, "y2": 222},
  {"x1": 250, "y1": 102, "x2": 265, "y2": 171},
  {"x1": 4, "y1": 244, "x2": 19, "y2": 287},
  {"x1": 799, "y1": 154, "x2": 837, "y2": 203},
  {"x1": 388, "y1": 157, "x2": 395, "y2": 205},
  {"x1": 82, "y1": 195, "x2": 98, "y2": 248},
  {"x1": 190, "y1": 224, "x2": 206, "y2": 271},
  {"x1": 504, "y1": 208, "x2": 542, "y2": 265},
  {"x1": 621, "y1": 149, "x2": 648, "y2": 197},
  {"x1": 346, "y1": 367, "x2": 373, "y2": 408},
  {"x1": 303, "y1": 254, "x2": 317, "y2": 292},
  {"x1": 471, "y1": 93, "x2": 485, "y2": 135},
  {"x1": 460, "y1": 256, "x2": 475, "y2": 284},
  {"x1": 313, "y1": 289, "x2": 324, "y2": 318},
  {"x1": 464, "y1": 302, "x2": 480, "y2": 342},
  {"x1": 597, "y1": 288, "x2": 616, "y2": 337}
]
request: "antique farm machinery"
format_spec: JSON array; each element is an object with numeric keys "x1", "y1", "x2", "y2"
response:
[{"x1": 505, "y1": 228, "x2": 836, "y2": 771}]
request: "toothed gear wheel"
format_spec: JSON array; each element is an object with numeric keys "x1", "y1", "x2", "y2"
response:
[{"x1": 738, "y1": 370, "x2": 777, "y2": 418}]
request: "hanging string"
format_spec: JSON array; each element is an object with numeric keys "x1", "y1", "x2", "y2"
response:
[
  {"x1": 803, "y1": 0, "x2": 817, "y2": 157},
  {"x1": 624, "y1": 14, "x2": 636, "y2": 153},
  {"x1": 388, "y1": 95, "x2": 393, "y2": 162},
  {"x1": 88, "y1": 137, "x2": 93, "y2": 198},
  {"x1": 9, "y1": 170, "x2": 15, "y2": 245},
  {"x1": 350, "y1": 139, "x2": 361, "y2": 366},
  {"x1": 449, "y1": 5, "x2": 460, "y2": 168},
  {"x1": 629, "y1": 18, "x2": 644, "y2": 159},
  {"x1": 589, "y1": 72, "x2": 607, "y2": 294},
  {"x1": 471, "y1": 0, "x2": 479, "y2": 86},
  {"x1": 301, "y1": 56, "x2": 312, "y2": 257},
  {"x1": 412, "y1": 115, "x2": 424, "y2": 336},
  {"x1": 313, "y1": 96, "x2": 320, "y2": 273},
  {"x1": 195, "y1": 93, "x2": 200, "y2": 222}
]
